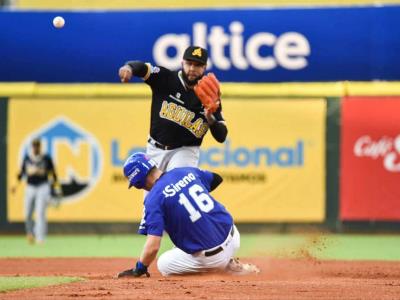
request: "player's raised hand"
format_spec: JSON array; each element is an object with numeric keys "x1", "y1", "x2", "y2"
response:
[{"x1": 119, "y1": 65, "x2": 133, "y2": 83}]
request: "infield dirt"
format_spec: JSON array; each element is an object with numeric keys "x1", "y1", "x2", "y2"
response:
[{"x1": 1, "y1": 258, "x2": 400, "y2": 299}]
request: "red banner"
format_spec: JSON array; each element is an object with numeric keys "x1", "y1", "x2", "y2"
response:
[{"x1": 340, "y1": 97, "x2": 400, "y2": 221}]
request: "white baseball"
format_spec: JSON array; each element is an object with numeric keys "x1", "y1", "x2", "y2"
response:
[{"x1": 53, "y1": 16, "x2": 65, "y2": 29}]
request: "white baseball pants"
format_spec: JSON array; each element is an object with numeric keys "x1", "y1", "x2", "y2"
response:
[
  {"x1": 146, "y1": 140, "x2": 200, "y2": 172},
  {"x1": 157, "y1": 225, "x2": 240, "y2": 276},
  {"x1": 24, "y1": 182, "x2": 50, "y2": 242}
]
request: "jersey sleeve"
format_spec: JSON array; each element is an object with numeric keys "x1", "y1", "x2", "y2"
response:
[
  {"x1": 45, "y1": 155, "x2": 57, "y2": 181},
  {"x1": 137, "y1": 195, "x2": 165, "y2": 237},
  {"x1": 17, "y1": 156, "x2": 28, "y2": 180},
  {"x1": 144, "y1": 64, "x2": 172, "y2": 90},
  {"x1": 212, "y1": 103, "x2": 225, "y2": 122},
  {"x1": 194, "y1": 168, "x2": 215, "y2": 191}
]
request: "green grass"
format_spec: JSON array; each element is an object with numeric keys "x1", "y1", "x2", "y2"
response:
[
  {"x1": 238, "y1": 234, "x2": 400, "y2": 261},
  {"x1": 0, "y1": 276, "x2": 82, "y2": 292},
  {"x1": 1, "y1": 233, "x2": 400, "y2": 260}
]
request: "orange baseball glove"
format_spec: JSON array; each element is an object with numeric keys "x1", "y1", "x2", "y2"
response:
[{"x1": 194, "y1": 73, "x2": 221, "y2": 113}]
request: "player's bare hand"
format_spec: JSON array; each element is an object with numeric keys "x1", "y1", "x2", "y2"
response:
[
  {"x1": 119, "y1": 65, "x2": 133, "y2": 83},
  {"x1": 10, "y1": 186, "x2": 17, "y2": 195}
]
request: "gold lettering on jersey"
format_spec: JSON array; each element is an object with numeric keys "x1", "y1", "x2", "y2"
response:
[
  {"x1": 26, "y1": 164, "x2": 45, "y2": 176},
  {"x1": 189, "y1": 119, "x2": 203, "y2": 133},
  {"x1": 166, "y1": 102, "x2": 177, "y2": 119},
  {"x1": 160, "y1": 101, "x2": 169, "y2": 118},
  {"x1": 172, "y1": 106, "x2": 185, "y2": 123},
  {"x1": 198, "y1": 122, "x2": 208, "y2": 138},
  {"x1": 159, "y1": 100, "x2": 209, "y2": 138},
  {"x1": 182, "y1": 111, "x2": 195, "y2": 128}
]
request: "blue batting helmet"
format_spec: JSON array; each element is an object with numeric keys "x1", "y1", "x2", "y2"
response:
[{"x1": 123, "y1": 152, "x2": 157, "y2": 189}]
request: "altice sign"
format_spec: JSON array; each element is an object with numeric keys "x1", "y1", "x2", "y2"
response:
[{"x1": 152, "y1": 21, "x2": 311, "y2": 71}]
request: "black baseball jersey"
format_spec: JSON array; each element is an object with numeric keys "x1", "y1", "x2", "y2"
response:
[
  {"x1": 144, "y1": 65, "x2": 224, "y2": 147},
  {"x1": 18, "y1": 154, "x2": 57, "y2": 186}
]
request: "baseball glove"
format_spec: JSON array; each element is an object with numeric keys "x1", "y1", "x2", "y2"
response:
[
  {"x1": 48, "y1": 182, "x2": 63, "y2": 208},
  {"x1": 194, "y1": 73, "x2": 221, "y2": 113}
]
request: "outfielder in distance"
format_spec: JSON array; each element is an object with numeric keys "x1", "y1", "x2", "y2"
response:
[
  {"x1": 117, "y1": 152, "x2": 259, "y2": 277},
  {"x1": 118, "y1": 46, "x2": 227, "y2": 171},
  {"x1": 10, "y1": 138, "x2": 62, "y2": 244}
]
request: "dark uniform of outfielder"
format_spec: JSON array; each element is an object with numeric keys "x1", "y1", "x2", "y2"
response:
[{"x1": 12, "y1": 138, "x2": 59, "y2": 244}]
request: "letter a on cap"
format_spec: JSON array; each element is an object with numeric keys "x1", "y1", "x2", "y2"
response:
[{"x1": 192, "y1": 48, "x2": 202, "y2": 57}]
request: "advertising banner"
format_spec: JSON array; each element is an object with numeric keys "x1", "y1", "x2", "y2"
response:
[
  {"x1": 7, "y1": 99, "x2": 150, "y2": 222},
  {"x1": 8, "y1": 98, "x2": 326, "y2": 222},
  {"x1": 1, "y1": 6, "x2": 400, "y2": 82},
  {"x1": 201, "y1": 99, "x2": 326, "y2": 222},
  {"x1": 340, "y1": 97, "x2": 400, "y2": 221}
]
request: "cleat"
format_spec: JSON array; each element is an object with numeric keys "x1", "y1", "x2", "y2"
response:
[
  {"x1": 27, "y1": 234, "x2": 35, "y2": 245},
  {"x1": 226, "y1": 258, "x2": 260, "y2": 275}
]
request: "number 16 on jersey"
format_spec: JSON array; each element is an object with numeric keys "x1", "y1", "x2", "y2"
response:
[{"x1": 178, "y1": 184, "x2": 214, "y2": 222}]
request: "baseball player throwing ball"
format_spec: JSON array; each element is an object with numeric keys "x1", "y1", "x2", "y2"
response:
[
  {"x1": 118, "y1": 46, "x2": 227, "y2": 172},
  {"x1": 117, "y1": 152, "x2": 260, "y2": 277}
]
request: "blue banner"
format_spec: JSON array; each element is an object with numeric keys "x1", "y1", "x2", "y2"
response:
[{"x1": 0, "y1": 6, "x2": 399, "y2": 82}]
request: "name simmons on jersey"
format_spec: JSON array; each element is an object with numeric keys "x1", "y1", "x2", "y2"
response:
[
  {"x1": 159, "y1": 100, "x2": 208, "y2": 138},
  {"x1": 162, "y1": 172, "x2": 196, "y2": 197}
]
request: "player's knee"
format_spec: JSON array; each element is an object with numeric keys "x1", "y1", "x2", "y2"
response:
[
  {"x1": 233, "y1": 225, "x2": 241, "y2": 250},
  {"x1": 156, "y1": 254, "x2": 170, "y2": 276}
]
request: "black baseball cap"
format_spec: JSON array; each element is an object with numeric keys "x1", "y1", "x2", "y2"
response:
[{"x1": 183, "y1": 46, "x2": 208, "y2": 65}]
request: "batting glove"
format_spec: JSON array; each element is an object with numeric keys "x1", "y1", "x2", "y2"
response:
[{"x1": 117, "y1": 261, "x2": 150, "y2": 278}]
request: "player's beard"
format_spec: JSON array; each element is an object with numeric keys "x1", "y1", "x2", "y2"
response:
[{"x1": 181, "y1": 70, "x2": 203, "y2": 87}]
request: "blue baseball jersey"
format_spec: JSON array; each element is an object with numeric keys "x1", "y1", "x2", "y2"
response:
[{"x1": 138, "y1": 167, "x2": 233, "y2": 254}]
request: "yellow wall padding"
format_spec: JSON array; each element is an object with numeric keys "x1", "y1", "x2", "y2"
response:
[
  {"x1": 1, "y1": 81, "x2": 400, "y2": 99},
  {"x1": 344, "y1": 81, "x2": 400, "y2": 96}
]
